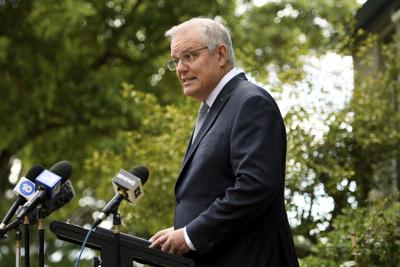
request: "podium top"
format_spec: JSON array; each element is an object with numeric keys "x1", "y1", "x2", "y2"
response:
[{"x1": 49, "y1": 220, "x2": 195, "y2": 267}]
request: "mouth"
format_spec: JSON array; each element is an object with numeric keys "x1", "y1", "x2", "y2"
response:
[{"x1": 182, "y1": 77, "x2": 196, "y2": 85}]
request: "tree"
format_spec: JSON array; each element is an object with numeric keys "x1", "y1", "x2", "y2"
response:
[
  {"x1": 0, "y1": 0, "x2": 237, "y2": 190},
  {"x1": 302, "y1": 196, "x2": 400, "y2": 267},
  {"x1": 298, "y1": 31, "x2": 400, "y2": 265},
  {"x1": 0, "y1": 1, "x2": 236, "y2": 265},
  {"x1": 0, "y1": 0, "x2": 365, "y2": 265}
]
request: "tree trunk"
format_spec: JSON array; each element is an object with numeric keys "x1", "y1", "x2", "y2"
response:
[{"x1": 0, "y1": 150, "x2": 13, "y2": 194}]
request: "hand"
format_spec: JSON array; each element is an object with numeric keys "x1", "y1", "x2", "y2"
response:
[
  {"x1": 149, "y1": 226, "x2": 174, "y2": 244},
  {"x1": 149, "y1": 227, "x2": 191, "y2": 256}
]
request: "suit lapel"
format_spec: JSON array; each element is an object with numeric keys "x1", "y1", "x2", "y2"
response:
[
  {"x1": 176, "y1": 73, "x2": 247, "y2": 191},
  {"x1": 182, "y1": 129, "x2": 194, "y2": 162}
]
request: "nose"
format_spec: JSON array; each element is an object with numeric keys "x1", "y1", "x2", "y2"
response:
[{"x1": 176, "y1": 59, "x2": 188, "y2": 73}]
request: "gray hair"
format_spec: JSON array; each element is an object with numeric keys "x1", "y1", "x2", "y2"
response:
[{"x1": 165, "y1": 17, "x2": 235, "y2": 66}]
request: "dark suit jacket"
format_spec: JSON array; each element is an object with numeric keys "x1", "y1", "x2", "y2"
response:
[{"x1": 174, "y1": 73, "x2": 299, "y2": 267}]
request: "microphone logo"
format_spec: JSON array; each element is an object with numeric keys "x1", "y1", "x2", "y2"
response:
[
  {"x1": 116, "y1": 173, "x2": 136, "y2": 186},
  {"x1": 13, "y1": 177, "x2": 36, "y2": 200},
  {"x1": 20, "y1": 181, "x2": 35, "y2": 196}
]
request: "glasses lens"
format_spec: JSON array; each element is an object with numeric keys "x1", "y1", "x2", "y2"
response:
[
  {"x1": 166, "y1": 60, "x2": 176, "y2": 71},
  {"x1": 182, "y1": 53, "x2": 194, "y2": 63}
]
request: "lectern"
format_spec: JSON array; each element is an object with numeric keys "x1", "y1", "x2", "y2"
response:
[{"x1": 49, "y1": 221, "x2": 195, "y2": 267}]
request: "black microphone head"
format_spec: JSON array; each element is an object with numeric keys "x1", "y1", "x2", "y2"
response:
[
  {"x1": 25, "y1": 165, "x2": 45, "y2": 181},
  {"x1": 49, "y1": 161, "x2": 72, "y2": 183},
  {"x1": 43, "y1": 180, "x2": 75, "y2": 216},
  {"x1": 20, "y1": 180, "x2": 76, "y2": 225},
  {"x1": 129, "y1": 165, "x2": 149, "y2": 185}
]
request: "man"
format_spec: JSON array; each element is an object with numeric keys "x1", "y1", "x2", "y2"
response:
[{"x1": 149, "y1": 17, "x2": 299, "y2": 267}]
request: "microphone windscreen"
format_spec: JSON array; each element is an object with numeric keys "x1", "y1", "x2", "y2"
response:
[
  {"x1": 25, "y1": 165, "x2": 45, "y2": 181},
  {"x1": 49, "y1": 161, "x2": 72, "y2": 183},
  {"x1": 43, "y1": 180, "x2": 75, "y2": 216},
  {"x1": 129, "y1": 165, "x2": 149, "y2": 185}
]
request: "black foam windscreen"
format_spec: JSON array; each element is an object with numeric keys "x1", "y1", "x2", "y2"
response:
[
  {"x1": 43, "y1": 180, "x2": 75, "y2": 217},
  {"x1": 49, "y1": 161, "x2": 73, "y2": 183},
  {"x1": 129, "y1": 165, "x2": 149, "y2": 185}
]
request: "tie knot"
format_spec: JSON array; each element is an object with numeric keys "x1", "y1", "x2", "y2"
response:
[{"x1": 199, "y1": 102, "x2": 209, "y2": 114}]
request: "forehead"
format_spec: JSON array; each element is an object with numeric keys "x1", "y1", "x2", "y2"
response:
[{"x1": 170, "y1": 29, "x2": 203, "y2": 56}]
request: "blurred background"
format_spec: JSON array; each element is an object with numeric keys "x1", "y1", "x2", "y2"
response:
[{"x1": 0, "y1": 0, "x2": 399, "y2": 266}]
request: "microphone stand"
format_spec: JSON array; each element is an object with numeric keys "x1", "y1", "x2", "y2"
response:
[
  {"x1": 23, "y1": 215, "x2": 30, "y2": 267},
  {"x1": 112, "y1": 211, "x2": 121, "y2": 267},
  {"x1": 37, "y1": 206, "x2": 46, "y2": 267},
  {"x1": 15, "y1": 226, "x2": 21, "y2": 267}
]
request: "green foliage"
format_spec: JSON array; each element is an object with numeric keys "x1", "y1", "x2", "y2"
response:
[
  {"x1": 234, "y1": 0, "x2": 359, "y2": 84},
  {"x1": 0, "y1": 1, "x2": 235, "y2": 264},
  {"x1": 302, "y1": 196, "x2": 400, "y2": 267},
  {"x1": 1, "y1": 0, "x2": 383, "y2": 266},
  {"x1": 0, "y1": 0, "x2": 237, "y2": 185},
  {"x1": 352, "y1": 40, "x2": 400, "y2": 164},
  {"x1": 84, "y1": 85, "x2": 197, "y2": 237},
  {"x1": 293, "y1": 35, "x2": 399, "y2": 267}
]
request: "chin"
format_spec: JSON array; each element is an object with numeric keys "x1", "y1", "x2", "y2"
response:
[
  {"x1": 183, "y1": 89, "x2": 204, "y2": 101},
  {"x1": 183, "y1": 86, "x2": 197, "y2": 97}
]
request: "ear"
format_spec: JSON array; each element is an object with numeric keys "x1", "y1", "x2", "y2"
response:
[{"x1": 216, "y1": 44, "x2": 229, "y2": 67}]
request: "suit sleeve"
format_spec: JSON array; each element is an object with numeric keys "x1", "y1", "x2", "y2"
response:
[{"x1": 186, "y1": 94, "x2": 286, "y2": 254}]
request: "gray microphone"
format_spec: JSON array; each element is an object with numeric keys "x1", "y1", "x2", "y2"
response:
[{"x1": 91, "y1": 165, "x2": 149, "y2": 229}]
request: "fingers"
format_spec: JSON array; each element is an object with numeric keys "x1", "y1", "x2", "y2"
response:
[
  {"x1": 160, "y1": 236, "x2": 179, "y2": 254},
  {"x1": 149, "y1": 228, "x2": 191, "y2": 256},
  {"x1": 149, "y1": 234, "x2": 167, "y2": 249},
  {"x1": 149, "y1": 232, "x2": 161, "y2": 243},
  {"x1": 161, "y1": 238, "x2": 174, "y2": 254},
  {"x1": 149, "y1": 226, "x2": 173, "y2": 243}
]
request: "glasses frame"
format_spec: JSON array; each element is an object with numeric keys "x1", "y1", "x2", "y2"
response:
[{"x1": 166, "y1": 47, "x2": 208, "y2": 71}]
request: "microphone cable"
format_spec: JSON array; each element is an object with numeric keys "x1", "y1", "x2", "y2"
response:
[{"x1": 73, "y1": 226, "x2": 94, "y2": 267}]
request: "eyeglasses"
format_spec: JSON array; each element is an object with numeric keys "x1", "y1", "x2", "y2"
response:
[{"x1": 166, "y1": 47, "x2": 208, "y2": 71}]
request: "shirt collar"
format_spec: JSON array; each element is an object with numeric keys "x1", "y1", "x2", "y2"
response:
[{"x1": 204, "y1": 67, "x2": 242, "y2": 108}]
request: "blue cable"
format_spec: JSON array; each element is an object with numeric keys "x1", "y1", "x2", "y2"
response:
[{"x1": 73, "y1": 227, "x2": 94, "y2": 267}]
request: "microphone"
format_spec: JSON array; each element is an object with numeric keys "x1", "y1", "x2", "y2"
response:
[
  {"x1": 1, "y1": 178, "x2": 76, "y2": 237},
  {"x1": 112, "y1": 165, "x2": 149, "y2": 203},
  {"x1": 42, "y1": 180, "x2": 75, "y2": 217},
  {"x1": 91, "y1": 165, "x2": 149, "y2": 229},
  {"x1": 0, "y1": 165, "x2": 45, "y2": 231},
  {"x1": 16, "y1": 161, "x2": 72, "y2": 220},
  {"x1": 16, "y1": 180, "x2": 76, "y2": 226}
]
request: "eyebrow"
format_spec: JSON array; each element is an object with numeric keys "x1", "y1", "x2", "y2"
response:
[{"x1": 171, "y1": 47, "x2": 198, "y2": 58}]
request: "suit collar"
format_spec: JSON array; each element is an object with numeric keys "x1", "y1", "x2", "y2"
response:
[{"x1": 204, "y1": 67, "x2": 243, "y2": 108}]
